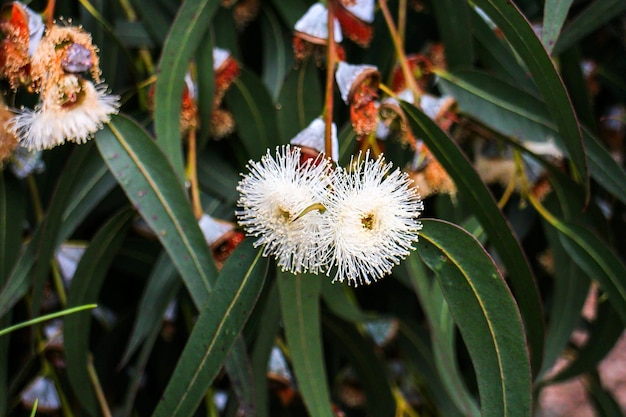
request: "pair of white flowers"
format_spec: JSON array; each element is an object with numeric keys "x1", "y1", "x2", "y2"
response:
[{"x1": 236, "y1": 145, "x2": 423, "y2": 286}]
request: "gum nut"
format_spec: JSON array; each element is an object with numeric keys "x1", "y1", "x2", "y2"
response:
[
  {"x1": 294, "y1": 3, "x2": 343, "y2": 43},
  {"x1": 344, "y1": 0, "x2": 375, "y2": 23},
  {"x1": 198, "y1": 214, "x2": 235, "y2": 246},
  {"x1": 335, "y1": 61, "x2": 378, "y2": 103},
  {"x1": 290, "y1": 117, "x2": 339, "y2": 161},
  {"x1": 61, "y1": 43, "x2": 93, "y2": 73}
]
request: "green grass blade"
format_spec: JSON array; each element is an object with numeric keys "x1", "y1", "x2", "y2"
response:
[
  {"x1": 278, "y1": 272, "x2": 334, "y2": 417},
  {"x1": 151, "y1": 238, "x2": 268, "y2": 417},
  {"x1": 418, "y1": 219, "x2": 532, "y2": 417}
]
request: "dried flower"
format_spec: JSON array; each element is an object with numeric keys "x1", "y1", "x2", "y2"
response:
[
  {"x1": 0, "y1": 102, "x2": 18, "y2": 163},
  {"x1": 236, "y1": 145, "x2": 333, "y2": 274},
  {"x1": 323, "y1": 152, "x2": 423, "y2": 286},
  {"x1": 290, "y1": 117, "x2": 339, "y2": 162},
  {"x1": 0, "y1": 2, "x2": 44, "y2": 89},
  {"x1": 21, "y1": 376, "x2": 61, "y2": 413},
  {"x1": 7, "y1": 75, "x2": 119, "y2": 150},
  {"x1": 335, "y1": 62, "x2": 380, "y2": 136},
  {"x1": 30, "y1": 24, "x2": 100, "y2": 93},
  {"x1": 293, "y1": 3, "x2": 344, "y2": 62},
  {"x1": 198, "y1": 214, "x2": 245, "y2": 270},
  {"x1": 333, "y1": 0, "x2": 375, "y2": 47}
]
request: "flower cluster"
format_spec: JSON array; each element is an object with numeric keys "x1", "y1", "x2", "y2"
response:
[
  {"x1": 236, "y1": 145, "x2": 423, "y2": 286},
  {"x1": 0, "y1": 2, "x2": 119, "y2": 153}
]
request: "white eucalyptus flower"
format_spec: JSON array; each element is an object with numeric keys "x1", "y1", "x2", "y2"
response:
[
  {"x1": 236, "y1": 145, "x2": 333, "y2": 274},
  {"x1": 323, "y1": 152, "x2": 423, "y2": 286}
]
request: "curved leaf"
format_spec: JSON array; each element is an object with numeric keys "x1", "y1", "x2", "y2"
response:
[
  {"x1": 431, "y1": 0, "x2": 473, "y2": 69},
  {"x1": 226, "y1": 69, "x2": 280, "y2": 159},
  {"x1": 436, "y1": 70, "x2": 626, "y2": 204},
  {"x1": 470, "y1": 0, "x2": 587, "y2": 188},
  {"x1": 404, "y1": 253, "x2": 481, "y2": 416},
  {"x1": 402, "y1": 101, "x2": 544, "y2": 375},
  {"x1": 417, "y1": 219, "x2": 531, "y2": 417},
  {"x1": 278, "y1": 272, "x2": 334, "y2": 417},
  {"x1": 95, "y1": 115, "x2": 218, "y2": 310},
  {"x1": 151, "y1": 238, "x2": 268, "y2": 417},
  {"x1": 64, "y1": 209, "x2": 133, "y2": 416},
  {"x1": 154, "y1": 0, "x2": 220, "y2": 180},
  {"x1": 553, "y1": 0, "x2": 626, "y2": 55}
]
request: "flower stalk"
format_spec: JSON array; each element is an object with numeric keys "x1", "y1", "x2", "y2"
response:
[{"x1": 324, "y1": 0, "x2": 337, "y2": 159}]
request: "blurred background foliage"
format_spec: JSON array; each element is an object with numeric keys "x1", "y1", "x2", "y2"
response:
[{"x1": 0, "y1": 0, "x2": 625, "y2": 416}]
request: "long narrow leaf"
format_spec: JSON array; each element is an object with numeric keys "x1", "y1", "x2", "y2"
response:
[
  {"x1": 151, "y1": 238, "x2": 267, "y2": 417},
  {"x1": 278, "y1": 273, "x2": 334, "y2": 417},
  {"x1": 470, "y1": 0, "x2": 587, "y2": 189},
  {"x1": 65, "y1": 209, "x2": 133, "y2": 415},
  {"x1": 402, "y1": 101, "x2": 544, "y2": 375},
  {"x1": 154, "y1": 0, "x2": 220, "y2": 180},
  {"x1": 96, "y1": 115, "x2": 218, "y2": 309},
  {"x1": 417, "y1": 219, "x2": 531, "y2": 417}
]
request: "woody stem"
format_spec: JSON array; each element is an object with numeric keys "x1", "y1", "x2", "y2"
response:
[
  {"x1": 323, "y1": 0, "x2": 337, "y2": 159},
  {"x1": 43, "y1": 0, "x2": 56, "y2": 26},
  {"x1": 379, "y1": 0, "x2": 422, "y2": 102}
]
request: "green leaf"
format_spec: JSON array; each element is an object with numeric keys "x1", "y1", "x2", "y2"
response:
[
  {"x1": 195, "y1": 28, "x2": 215, "y2": 147},
  {"x1": 151, "y1": 238, "x2": 268, "y2": 417},
  {"x1": 397, "y1": 323, "x2": 466, "y2": 417},
  {"x1": 321, "y1": 280, "x2": 373, "y2": 323},
  {"x1": 154, "y1": 0, "x2": 220, "y2": 180},
  {"x1": 541, "y1": 0, "x2": 573, "y2": 53},
  {"x1": 417, "y1": 219, "x2": 532, "y2": 417},
  {"x1": 226, "y1": 69, "x2": 280, "y2": 160},
  {"x1": 550, "y1": 299, "x2": 623, "y2": 383},
  {"x1": 468, "y1": 9, "x2": 533, "y2": 88},
  {"x1": 276, "y1": 59, "x2": 323, "y2": 143},
  {"x1": 0, "y1": 172, "x2": 24, "y2": 284},
  {"x1": 224, "y1": 335, "x2": 256, "y2": 415},
  {"x1": 553, "y1": 0, "x2": 626, "y2": 55},
  {"x1": 557, "y1": 222, "x2": 626, "y2": 323},
  {"x1": 404, "y1": 253, "x2": 481, "y2": 416},
  {"x1": 323, "y1": 315, "x2": 396, "y2": 417},
  {"x1": 538, "y1": 221, "x2": 589, "y2": 378},
  {"x1": 261, "y1": 6, "x2": 291, "y2": 100},
  {"x1": 65, "y1": 209, "x2": 133, "y2": 416},
  {"x1": 96, "y1": 115, "x2": 218, "y2": 310},
  {"x1": 251, "y1": 281, "x2": 281, "y2": 417},
  {"x1": 402, "y1": 101, "x2": 544, "y2": 375},
  {"x1": 120, "y1": 251, "x2": 179, "y2": 367},
  {"x1": 0, "y1": 144, "x2": 95, "y2": 318},
  {"x1": 436, "y1": 70, "x2": 626, "y2": 205},
  {"x1": 470, "y1": 0, "x2": 587, "y2": 188},
  {"x1": 432, "y1": 0, "x2": 473, "y2": 69},
  {"x1": 586, "y1": 371, "x2": 624, "y2": 417},
  {"x1": 278, "y1": 272, "x2": 334, "y2": 417}
]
